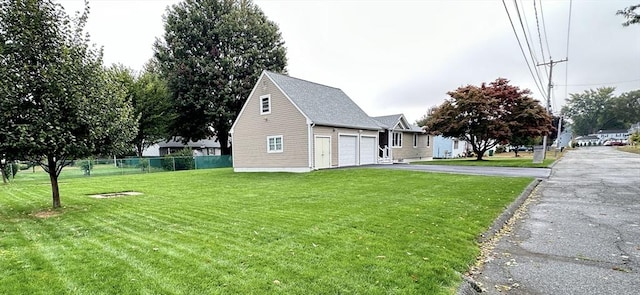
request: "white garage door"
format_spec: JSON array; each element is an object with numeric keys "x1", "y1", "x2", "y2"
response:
[
  {"x1": 338, "y1": 135, "x2": 357, "y2": 167},
  {"x1": 359, "y1": 136, "x2": 376, "y2": 165}
]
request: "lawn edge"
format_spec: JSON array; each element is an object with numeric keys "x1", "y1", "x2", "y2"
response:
[{"x1": 456, "y1": 178, "x2": 543, "y2": 295}]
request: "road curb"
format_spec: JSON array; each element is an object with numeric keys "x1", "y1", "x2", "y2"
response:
[{"x1": 456, "y1": 178, "x2": 543, "y2": 295}]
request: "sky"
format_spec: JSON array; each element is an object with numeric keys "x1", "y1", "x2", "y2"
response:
[{"x1": 58, "y1": 0, "x2": 640, "y2": 123}]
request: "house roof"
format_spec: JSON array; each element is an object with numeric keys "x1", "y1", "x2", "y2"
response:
[
  {"x1": 371, "y1": 114, "x2": 424, "y2": 133},
  {"x1": 265, "y1": 71, "x2": 381, "y2": 130},
  {"x1": 157, "y1": 137, "x2": 220, "y2": 148},
  {"x1": 597, "y1": 129, "x2": 629, "y2": 134}
]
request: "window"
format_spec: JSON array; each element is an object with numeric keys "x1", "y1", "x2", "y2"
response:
[
  {"x1": 267, "y1": 135, "x2": 283, "y2": 153},
  {"x1": 260, "y1": 94, "x2": 271, "y2": 114},
  {"x1": 426, "y1": 135, "x2": 430, "y2": 147},
  {"x1": 413, "y1": 134, "x2": 418, "y2": 148},
  {"x1": 392, "y1": 132, "x2": 402, "y2": 147},
  {"x1": 454, "y1": 140, "x2": 459, "y2": 149}
]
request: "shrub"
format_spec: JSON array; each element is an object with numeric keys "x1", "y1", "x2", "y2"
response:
[
  {"x1": 2, "y1": 162, "x2": 19, "y2": 179},
  {"x1": 162, "y1": 148, "x2": 194, "y2": 171},
  {"x1": 77, "y1": 159, "x2": 93, "y2": 176}
]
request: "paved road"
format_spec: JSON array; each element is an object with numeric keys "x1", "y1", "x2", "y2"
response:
[
  {"x1": 368, "y1": 163, "x2": 551, "y2": 178},
  {"x1": 472, "y1": 147, "x2": 640, "y2": 294}
]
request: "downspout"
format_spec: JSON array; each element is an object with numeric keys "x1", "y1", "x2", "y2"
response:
[
  {"x1": 387, "y1": 129, "x2": 393, "y2": 162},
  {"x1": 308, "y1": 122, "x2": 315, "y2": 170}
]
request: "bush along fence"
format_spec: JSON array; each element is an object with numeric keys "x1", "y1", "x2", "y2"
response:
[{"x1": 13, "y1": 155, "x2": 232, "y2": 180}]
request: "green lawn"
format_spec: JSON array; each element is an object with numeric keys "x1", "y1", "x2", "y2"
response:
[
  {"x1": 413, "y1": 152, "x2": 560, "y2": 168},
  {"x1": 1, "y1": 168, "x2": 532, "y2": 294}
]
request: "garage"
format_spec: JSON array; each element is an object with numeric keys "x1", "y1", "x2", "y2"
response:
[
  {"x1": 359, "y1": 136, "x2": 376, "y2": 165},
  {"x1": 338, "y1": 135, "x2": 358, "y2": 166}
]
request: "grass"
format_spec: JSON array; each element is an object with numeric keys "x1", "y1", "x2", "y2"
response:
[
  {"x1": 618, "y1": 145, "x2": 640, "y2": 155},
  {"x1": 413, "y1": 151, "x2": 562, "y2": 168},
  {"x1": 0, "y1": 168, "x2": 532, "y2": 294}
]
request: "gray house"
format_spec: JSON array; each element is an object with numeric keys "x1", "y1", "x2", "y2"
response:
[
  {"x1": 231, "y1": 71, "x2": 381, "y2": 172},
  {"x1": 372, "y1": 114, "x2": 432, "y2": 163},
  {"x1": 230, "y1": 71, "x2": 433, "y2": 172}
]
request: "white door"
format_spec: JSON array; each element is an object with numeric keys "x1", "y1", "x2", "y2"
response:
[
  {"x1": 314, "y1": 137, "x2": 331, "y2": 169},
  {"x1": 338, "y1": 135, "x2": 357, "y2": 166},
  {"x1": 359, "y1": 136, "x2": 376, "y2": 165}
]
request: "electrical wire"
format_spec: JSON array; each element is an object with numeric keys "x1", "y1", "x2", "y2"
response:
[
  {"x1": 557, "y1": 78, "x2": 640, "y2": 87},
  {"x1": 504, "y1": 0, "x2": 547, "y2": 100},
  {"x1": 533, "y1": 0, "x2": 549, "y2": 81},
  {"x1": 563, "y1": 0, "x2": 573, "y2": 103}
]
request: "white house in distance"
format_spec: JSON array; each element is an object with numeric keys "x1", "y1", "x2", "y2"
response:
[
  {"x1": 142, "y1": 137, "x2": 221, "y2": 157},
  {"x1": 230, "y1": 71, "x2": 432, "y2": 172}
]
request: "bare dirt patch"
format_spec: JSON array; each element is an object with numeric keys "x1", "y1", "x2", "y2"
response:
[
  {"x1": 33, "y1": 210, "x2": 61, "y2": 219},
  {"x1": 88, "y1": 191, "x2": 143, "y2": 199}
]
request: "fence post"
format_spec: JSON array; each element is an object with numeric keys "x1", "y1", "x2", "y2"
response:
[{"x1": 172, "y1": 157, "x2": 176, "y2": 171}]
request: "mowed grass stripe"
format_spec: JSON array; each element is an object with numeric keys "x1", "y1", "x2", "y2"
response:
[{"x1": 2, "y1": 168, "x2": 532, "y2": 294}]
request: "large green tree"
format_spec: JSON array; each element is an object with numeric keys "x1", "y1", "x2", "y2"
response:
[
  {"x1": 154, "y1": 0, "x2": 287, "y2": 155},
  {"x1": 561, "y1": 87, "x2": 637, "y2": 135},
  {"x1": 0, "y1": 0, "x2": 137, "y2": 208},
  {"x1": 423, "y1": 78, "x2": 552, "y2": 160}
]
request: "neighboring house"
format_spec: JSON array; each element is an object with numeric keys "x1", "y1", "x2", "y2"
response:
[
  {"x1": 142, "y1": 137, "x2": 221, "y2": 157},
  {"x1": 371, "y1": 114, "x2": 432, "y2": 163},
  {"x1": 575, "y1": 135, "x2": 600, "y2": 146},
  {"x1": 595, "y1": 129, "x2": 629, "y2": 142},
  {"x1": 432, "y1": 136, "x2": 469, "y2": 158},
  {"x1": 231, "y1": 71, "x2": 381, "y2": 172}
]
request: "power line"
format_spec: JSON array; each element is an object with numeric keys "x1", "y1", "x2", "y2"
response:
[
  {"x1": 538, "y1": 0, "x2": 552, "y2": 59},
  {"x1": 563, "y1": 0, "x2": 573, "y2": 103},
  {"x1": 557, "y1": 78, "x2": 640, "y2": 87},
  {"x1": 505, "y1": 0, "x2": 547, "y2": 100},
  {"x1": 533, "y1": 0, "x2": 549, "y2": 80}
]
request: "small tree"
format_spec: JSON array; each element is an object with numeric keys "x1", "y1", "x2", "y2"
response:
[
  {"x1": 0, "y1": 0, "x2": 137, "y2": 208},
  {"x1": 424, "y1": 78, "x2": 552, "y2": 160}
]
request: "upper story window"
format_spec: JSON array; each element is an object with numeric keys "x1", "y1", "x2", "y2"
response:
[
  {"x1": 392, "y1": 132, "x2": 402, "y2": 147},
  {"x1": 413, "y1": 134, "x2": 418, "y2": 148},
  {"x1": 267, "y1": 135, "x2": 283, "y2": 153},
  {"x1": 260, "y1": 94, "x2": 271, "y2": 114}
]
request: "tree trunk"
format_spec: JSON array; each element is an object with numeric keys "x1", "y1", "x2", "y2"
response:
[
  {"x1": 513, "y1": 149, "x2": 520, "y2": 157},
  {"x1": 136, "y1": 143, "x2": 143, "y2": 158},
  {"x1": 48, "y1": 157, "x2": 61, "y2": 208},
  {"x1": 219, "y1": 132, "x2": 231, "y2": 155},
  {"x1": 1, "y1": 167, "x2": 6, "y2": 184},
  {"x1": 476, "y1": 152, "x2": 484, "y2": 161}
]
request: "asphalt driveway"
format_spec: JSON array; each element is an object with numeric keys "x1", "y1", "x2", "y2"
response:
[{"x1": 470, "y1": 147, "x2": 640, "y2": 294}]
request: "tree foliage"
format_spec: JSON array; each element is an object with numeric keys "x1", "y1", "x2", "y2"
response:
[
  {"x1": 617, "y1": 4, "x2": 640, "y2": 26},
  {"x1": 109, "y1": 62, "x2": 173, "y2": 157},
  {"x1": 562, "y1": 87, "x2": 639, "y2": 136},
  {"x1": 423, "y1": 78, "x2": 552, "y2": 160},
  {"x1": 154, "y1": 0, "x2": 287, "y2": 155},
  {"x1": 0, "y1": 0, "x2": 137, "y2": 208}
]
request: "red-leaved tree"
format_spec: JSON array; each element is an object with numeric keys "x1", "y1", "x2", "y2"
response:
[{"x1": 423, "y1": 78, "x2": 552, "y2": 160}]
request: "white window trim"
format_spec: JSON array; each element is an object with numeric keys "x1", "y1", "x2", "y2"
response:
[
  {"x1": 392, "y1": 132, "x2": 402, "y2": 148},
  {"x1": 260, "y1": 94, "x2": 271, "y2": 115},
  {"x1": 413, "y1": 134, "x2": 418, "y2": 148},
  {"x1": 267, "y1": 135, "x2": 283, "y2": 153}
]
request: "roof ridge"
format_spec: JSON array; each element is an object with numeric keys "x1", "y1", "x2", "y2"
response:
[{"x1": 265, "y1": 71, "x2": 341, "y2": 91}]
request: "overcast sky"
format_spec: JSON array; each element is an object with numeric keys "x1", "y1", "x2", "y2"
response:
[{"x1": 58, "y1": 0, "x2": 640, "y2": 123}]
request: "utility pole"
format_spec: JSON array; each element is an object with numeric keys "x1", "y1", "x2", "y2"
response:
[{"x1": 537, "y1": 57, "x2": 567, "y2": 159}]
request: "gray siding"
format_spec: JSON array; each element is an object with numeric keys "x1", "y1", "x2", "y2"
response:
[
  {"x1": 392, "y1": 133, "x2": 432, "y2": 162},
  {"x1": 233, "y1": 76, "x2": 309, "y2": 169}
]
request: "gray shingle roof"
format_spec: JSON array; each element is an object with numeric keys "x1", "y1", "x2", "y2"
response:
[
  {"x1": 265, "y1": 71, "x2": 381, "y2": 130},
  {"x1": 372, "y1": 114, "x2": 424, "y2": 133},
  {"x1": 372, "y1": 114, "x2": 402, "y2": 129}
]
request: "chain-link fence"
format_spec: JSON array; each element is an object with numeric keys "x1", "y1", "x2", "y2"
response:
[{"x1": 13, "y1": 155, "x2": 232, "y2": 180}]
